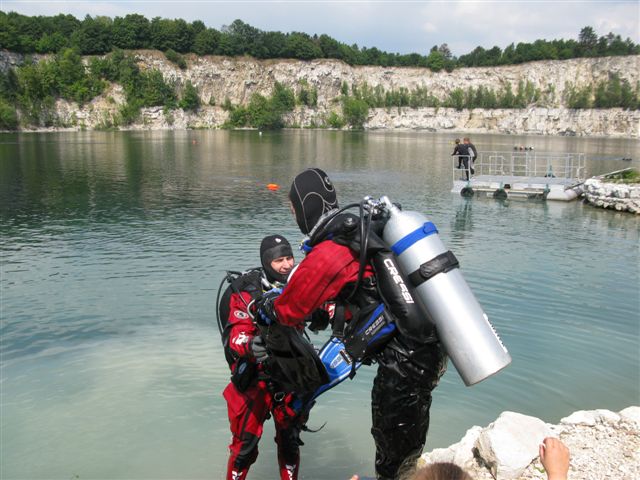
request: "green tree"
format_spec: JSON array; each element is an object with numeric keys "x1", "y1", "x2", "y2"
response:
[
  {"x1": 342, "y1": 96, "x2": 368, "y2": 129},
  {"x1": 285, "y1": 32, "x2": 323, "y2": 60},
  {"x1": 140, "y1": 69, "x2": 175, "y2": 107},
  {"x1": 179, "y1": 80, "x2": 200, "y2": 111},
  {"x1": 71, "y1": 15, "x2": 113, "y2": 54},
  {"x1": 271, "y1": 82, "x2": 295, "y2": 111},
  {"x1": 248, "y1": 93, "x2": 283, "y2": 129},
  {"x1": 446, "y1": 88, "x2": 465, "y2": 110},
  {"x1": 150, "y1": 17, "x2": 179, "y2": 51},
  {"x1": 564, "y1": 82, "x2": 592, "y2": 108},
  {"x1": 193, "y1": 28, "x2": 220, "y2": 56},
  {"x1": 165, "y1": 49, "x2": 187, "y2": 69},
  {"x1": 318, "y1": 34, "x2": 341, "y2": 59},
  {"x1": 0, "y1": 98, "x2": 19, "y2": 130},
  {"x1": 425, "y1": 50, "x2": 445, "y2": 72},
  {"x1": 112, "y1": 14, "x2": 150, "y2": 50},
  {"x1": 579, "y1": 27, "x2": 598, "y2": 50},
  {"x1": 35, "y1": 32, "x2": 68, "y2": 53},
  {"x1": 325, "y1": 111, "x2": 345, "y2": 128}
]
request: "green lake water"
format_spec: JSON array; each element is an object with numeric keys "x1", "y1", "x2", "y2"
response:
[{"x1": 1, "y1": 130, "x2": 638, "y2": 479}]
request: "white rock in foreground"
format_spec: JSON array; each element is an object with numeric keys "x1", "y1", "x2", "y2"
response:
[
  {"x1": 420, "y1": 407, "x2": 640, "y2": 480},
  {"x1": 475, "y1": 412, "x2": 551, "y2": 480}
]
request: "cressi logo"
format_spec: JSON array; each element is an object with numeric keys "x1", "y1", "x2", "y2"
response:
[
  {"x1": 383, "y1": 258, "x2": 415, "y2": 304},
  {"x1": 364, "y1": 315, "x2": 385, "y2": 336}
]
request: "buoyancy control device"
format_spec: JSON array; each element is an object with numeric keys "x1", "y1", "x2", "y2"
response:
[{"x1": 377, "y1": 196, "x2": 511, "y2": 385}]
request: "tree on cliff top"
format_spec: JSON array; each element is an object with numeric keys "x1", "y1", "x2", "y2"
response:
[{"x1": 1, "y1": 12, "x2": 638, "y2": 69}]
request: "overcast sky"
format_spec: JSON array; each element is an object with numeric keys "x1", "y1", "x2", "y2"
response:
[{"x1": 3, "y1": 1, "x2": 639, "y2": 56}]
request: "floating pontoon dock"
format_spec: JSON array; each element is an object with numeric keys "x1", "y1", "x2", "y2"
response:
[{"x1": 451, "y1": 151, "x2": 586, "y2": 201}]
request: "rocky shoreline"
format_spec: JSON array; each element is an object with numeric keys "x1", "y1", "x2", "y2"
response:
[
  {"x1": 582, "y1": 177, "x2": 640, "y2": 214},
  {"x1": 420, "y1": 406, "x2": 640, "y2": 480}
]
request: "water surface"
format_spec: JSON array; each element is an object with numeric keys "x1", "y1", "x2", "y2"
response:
[{"x1": 1, "y1": 130, "x2": 638, "y2": 479}]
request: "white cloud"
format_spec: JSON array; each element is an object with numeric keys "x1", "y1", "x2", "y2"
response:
[{"x1": 422, "y1": 21, "x2": 438, "y2": 34}]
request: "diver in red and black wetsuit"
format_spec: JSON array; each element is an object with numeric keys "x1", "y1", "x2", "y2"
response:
[
  {"x1": 263, "y1": 168, "x2": 448, "y2": 480},
  {"x1": 219, "y1": 235, "x2": 303, "y2": 480}
]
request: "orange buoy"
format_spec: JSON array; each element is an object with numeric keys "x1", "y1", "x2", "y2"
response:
[{"x1": 267, "y1": 183, "x2": 280, "y2": 191}]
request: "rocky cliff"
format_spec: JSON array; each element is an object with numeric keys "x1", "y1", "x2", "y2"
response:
[{"x1": 3, "y1": 51, "x2": 639, "y2": 136}]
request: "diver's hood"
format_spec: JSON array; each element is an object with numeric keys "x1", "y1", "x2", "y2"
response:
[
  {"x1": 260, "y1": 235, "x2": 293, "y2": 284},
  {"x1": 289, "y1": 168, "x2": 338, "y2": 234}
]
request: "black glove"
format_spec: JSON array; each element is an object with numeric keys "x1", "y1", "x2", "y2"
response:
[
  {"x1": 250, "y1": 336, "x2": 269, "y2": 363},
  {"x1": 255, "y1": 288, "x2": 282, "y2": 326},
  {"x1": 308, "y1": 309, "x2": 330, "y2": 333}
]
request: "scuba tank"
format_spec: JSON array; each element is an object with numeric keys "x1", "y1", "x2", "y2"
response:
[{"x1": 378, "y1": 196, "x2": 511, "y2": 386}]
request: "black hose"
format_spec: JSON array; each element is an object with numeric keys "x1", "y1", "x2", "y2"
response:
[
  {"x1": 215, "y1": 270, "x2": 254, "y2": 337},
  {"x1": 348, "y1": 199, "x2": 373, "y2": 301},
  {"x1": 215, "y1": 274, "x2": 229, "y2": 336},
  {"x1": 309, "y1": 202, "x2": 360, "y2": 245}
]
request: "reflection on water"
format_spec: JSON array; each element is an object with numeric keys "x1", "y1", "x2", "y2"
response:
[{"x1": 1, "y1": 130, "x2": 638, "y2": 479}]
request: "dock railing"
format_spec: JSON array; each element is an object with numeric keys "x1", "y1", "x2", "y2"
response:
[{"x1": 453, "y1": 151, "x2": 586, "y2": 183}]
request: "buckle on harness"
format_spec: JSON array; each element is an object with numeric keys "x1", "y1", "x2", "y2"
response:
[{"x1": 409, "y1": 251, "x2": 459, "y2": 287}]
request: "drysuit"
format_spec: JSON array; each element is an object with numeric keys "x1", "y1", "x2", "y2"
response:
[
  {"x1": 269, "y1": 166, "x2": 447, "y2": 480},
  {"x1": 220, "y1": 233, "x2": 303, "y2": 480}
]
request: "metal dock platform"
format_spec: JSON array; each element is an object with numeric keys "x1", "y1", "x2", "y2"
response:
[{"x1": 451, "y1": 151, "x2": 586, "y2": 201}]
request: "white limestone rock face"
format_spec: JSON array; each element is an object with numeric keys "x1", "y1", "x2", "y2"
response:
[
  {"x1": 474, "y1": 412, "x2": 551, "y2": 480},
  {"x1": 3, "y1": 51, "x2": 639, "y2": 136}
]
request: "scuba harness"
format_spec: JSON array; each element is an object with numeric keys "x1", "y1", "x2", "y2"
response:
[
  {"x1": 294, "y1": 198, "x2": 440, "y2": 401},
  {"x1": 215, "y1": 267, "x2": 325, "y2": 432}
]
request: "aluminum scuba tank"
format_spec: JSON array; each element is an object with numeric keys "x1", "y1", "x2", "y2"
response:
[{"x1": 379, "y1": 197, "x2": 511, "y2": 386}]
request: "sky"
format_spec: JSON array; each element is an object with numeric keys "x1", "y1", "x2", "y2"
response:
[{"x1": 3, "y1": 0, "x2": 639, "y2": 56}]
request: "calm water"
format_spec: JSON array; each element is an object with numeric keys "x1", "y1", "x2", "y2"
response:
[{"x1": 1, "y1": 130, "x2": 638, "y2": 480}]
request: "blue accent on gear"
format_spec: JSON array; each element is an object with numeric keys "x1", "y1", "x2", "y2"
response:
[
  {"x1": 301, "y1": 240, "x2": 313, "y2": 253},
  {"x1": 370, "y1": 323, "x2": 397, "y2": 344},
  {"x1": 391, "y1": 222, "x2": 438, "y2": 256},
  {"x1": 312, "y1": 337, "x2": 361, "y2": 399},
  {"x1": 356, "y1": 304, "x2": 386, "y2": 335}
]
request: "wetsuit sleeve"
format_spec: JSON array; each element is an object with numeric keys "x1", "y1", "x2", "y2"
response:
[
  {"x1": 274, "y1": 241, "x2": 365, "y2": 327},
  {"x1": 227, "y1": 291, "x2": 257, "y2": 358}
]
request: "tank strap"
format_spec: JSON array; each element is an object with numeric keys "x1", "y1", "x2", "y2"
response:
[
  {"x1": 390, "y1": 222, "x2": 438, "y2": 256},
  {"x1": 408, "y1": 251, "x2": 459, "y2": 286}
]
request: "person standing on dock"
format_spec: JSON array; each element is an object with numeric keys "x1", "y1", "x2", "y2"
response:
[
  {"x1": 463, "y1": 138, "x2": 477, "y2": 165},
  {"x1": 452, "y1": 139, "x2": 471, "y2": 180}
]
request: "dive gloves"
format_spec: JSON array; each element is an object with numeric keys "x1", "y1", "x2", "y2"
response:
[
  {"x1": 255, "y1": 287, "x2": 282, "y2": 326},
  {"x1": 250, "y1": 336, "x2": 269, "y2": 363}
]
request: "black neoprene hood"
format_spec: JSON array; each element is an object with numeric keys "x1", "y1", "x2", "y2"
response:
[
  {"x1": 260, "y1": 235, "x2": 293, "y2": 283},
  {"x1": 289, "y1": 168, "x2": 339, "y2": 234}
]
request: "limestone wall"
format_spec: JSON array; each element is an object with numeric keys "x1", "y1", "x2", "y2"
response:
[{"x1": 3, "y1": 50, "x2": 639, "y2": 136}]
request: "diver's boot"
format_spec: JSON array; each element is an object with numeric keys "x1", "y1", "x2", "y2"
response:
[
  {"x1": 278, "y1": 460, "x2": 299, "y2": 480},
  {"x1": 226, "y1": 457, "x2": 250, "y2": 480}
]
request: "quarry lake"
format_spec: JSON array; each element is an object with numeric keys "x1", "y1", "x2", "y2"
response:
[{"x1": 1, "y1": 130, "x2": 638, "y2": 479}]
